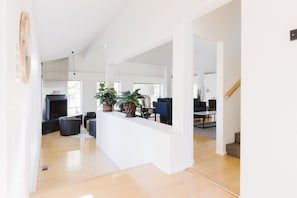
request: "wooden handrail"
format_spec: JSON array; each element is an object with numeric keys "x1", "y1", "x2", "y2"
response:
[{"x1": 225, "y1": 80, "x2": 241, "y2": 98}]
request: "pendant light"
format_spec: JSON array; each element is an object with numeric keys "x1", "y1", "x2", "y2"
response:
[{"x1": 72, "y1": 51, "x2": 76, "y2": 75}]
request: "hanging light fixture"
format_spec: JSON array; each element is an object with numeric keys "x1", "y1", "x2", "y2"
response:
[{"x1": 72, "y1": 51, "x2": 76, "y2": 75}]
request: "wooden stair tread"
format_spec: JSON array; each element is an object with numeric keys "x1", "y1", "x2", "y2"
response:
[
  {"x1": 226, "y1": 143, "x2": 240, "y2": 158},
  {"x1": 226, "y1": 132, "x2": 240, "y2": 158},
  {"x1": 234, "y1": 132, "x2": 240, "y2": 144}
]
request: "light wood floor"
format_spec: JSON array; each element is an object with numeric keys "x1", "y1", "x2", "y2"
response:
[
  {"x1": 31, "y1": 127, "x2": 240, "y2": 197},
  {"x1": 192, "y1": 117, "x2": 240, "y2": 195},
  {"x1": 35, "y1": 131, "x2": 119, "y2": 190},
  {"x1": 191, "y1": 133, "x2": 240, "y2": 196}
]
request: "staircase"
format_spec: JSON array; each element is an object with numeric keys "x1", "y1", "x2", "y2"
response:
[{"x1": 226, "y1": 132, "x2": 240, "y2": 158}]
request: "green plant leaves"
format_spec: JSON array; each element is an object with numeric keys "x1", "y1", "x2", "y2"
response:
[
  {"x1": 95, "y1": 82, "x2": 117, "y2": 105},
  {"x1": 116, "y1": 88, "x2": 144, "y2": 108}
]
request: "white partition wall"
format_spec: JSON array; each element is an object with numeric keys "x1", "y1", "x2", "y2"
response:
[{"x1": 97, "y1": 111, "x2": 179, "y2": 173}]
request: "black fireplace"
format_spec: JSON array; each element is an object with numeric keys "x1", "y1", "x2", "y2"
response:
[{"x1": 45, "y1": 94, "x2": 67, "y2": 120}]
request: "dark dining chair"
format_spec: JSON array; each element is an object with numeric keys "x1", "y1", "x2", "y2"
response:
[
  {"x1": 208, "y1": 99, "x2": 216, "y2": 111},
  {"x1": 193, "y1": 99, "x2": 207, "y2": 120}
]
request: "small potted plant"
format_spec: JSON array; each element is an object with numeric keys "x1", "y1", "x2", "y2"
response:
[
  {"x1": 116, "y1": 89, "x2": 144, "y2": 117},
  {"x1": 95, "y1": 82, "x2": 117, "y2": 112}
]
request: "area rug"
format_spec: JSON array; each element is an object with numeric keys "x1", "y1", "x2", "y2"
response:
[
  {"x1": 195, "y1": 122, "x2": 216, "y2": 128},
  {"x1": 194, "y1": 126, "x2": 216, "y2": 140},
  {"x1": 70, "y1": 127, "x2": 94, "y2": 139}
]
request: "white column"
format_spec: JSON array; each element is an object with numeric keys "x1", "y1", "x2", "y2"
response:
[
  {"x1": 215, "y1": 42, "x2": 225, "y2": 155},
  {"x1": 105, "y1": 63, "x2": 115, "y2": 88},
  {"x1": 172, "y1": 21, "x2": 193, "y2": 132},
  {"x1": 163, "y1": 66, "x2": 172, "y2": 97},
  {"x1": 104, "y1": 45, "x2": 114, "y2": 88},
  {"x1": 171, "y1": 19, "x2": 194, "y2": 169}
]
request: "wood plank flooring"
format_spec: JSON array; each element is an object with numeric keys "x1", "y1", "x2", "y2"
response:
[
  {"x1": 31, "y1": 164, "x2": 237, "y2": 198},
  {"x1": 35, "y1": 131, "x2": 119, "y2": 191},
  {"x1": 191, "y1": 133, "x2": 240, "y2": 196},
  {"x1": 192, "y1": 117, "x2": 240, "y2": 195},
  {"x1": 31, "y1": 126, "x2": 240, "y2": 197}
]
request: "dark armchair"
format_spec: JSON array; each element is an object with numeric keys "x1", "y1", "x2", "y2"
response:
[
  {"x1": 59, "y1": 116, "x2": 81, "y2": 136},
  {"x1": 83, "y1": 112, "x2": 96, "y2": 128},
  {"x1": 153, "y1": 99, "x2": 172, "y2": 125},
  {"x1": 89, "y1": 119, "x2": 96, "y2": 138},
  {"x1": 156, "y1": 98, "x2": 172, "y2": 125},
  {"x1": 194, "y1": 99, "x2": 207, "y2": 120}
]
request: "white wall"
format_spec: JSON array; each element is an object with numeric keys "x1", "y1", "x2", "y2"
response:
[
  {"x1": 42, "y1": 58, "x2": 68, "y2": 81},
  {"x1": 113, "y1": 62, "x2": 166, "y2": 93},
  {"x1": 241, "y1": 0, "x2": 297, "y2": 197},
  {"x1": 0, "y1": 0, "x2": 8, "y2": 196},
  {"x1": 193, "y1": 69, "x2": 205, "y2": 98},
  {"x1": 204, "y1": 73, "x2": 217, "y2": 101},
  {"x1": 70, "y1": 47, "x2": 106, "y2": 73},
  {"x1": 42, "y1": 81, "x2": 67, "y2": 96},
  {"x1": 193, "y1": 0, "x2": 241, "y2": 154},
  {"x1": 68, "y1": 71, "x2": 105, "y2": 113},
  {"x1": 194, "y1": 38, "x2": 217, "y2": 74},
  {"x1": 114, "y1": 62, "x2": 164, "y2": 77},
  {"x1": 1, "y1": 0, "x2": 42, "y2": 197}
]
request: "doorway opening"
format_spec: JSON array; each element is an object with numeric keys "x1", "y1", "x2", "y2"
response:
[{"x1": 190, "y1": 0, "x2": 241, "y2": 196}]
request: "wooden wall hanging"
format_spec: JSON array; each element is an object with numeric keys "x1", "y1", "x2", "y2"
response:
[{"x1": 19, "y1": 12, "x2": 31, "y2": 83}]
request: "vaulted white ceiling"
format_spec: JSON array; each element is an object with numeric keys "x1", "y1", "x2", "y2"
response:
[
  {"x1": 33, "y1": 0, "x2": 126, "y2": 61},
  {"x1": 126, "y1": 38, "x2": 216, "y2": 74},
  {"x1": 33, "y1": 0, "x2": 217, "y2": 75},
  {"x1": 127, "y1": 41, "x2": 173, "y2": 67}
]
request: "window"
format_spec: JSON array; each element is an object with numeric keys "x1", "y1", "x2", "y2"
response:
[
  {"x1": 193, "y1": 83, "x2": 198, "y2": 98},
  {"x1": 113, "y1": 82, "x2": 121, "y2": 96},
  {"x1": 133, "y1": 83, "x2": 162, "y2": 105},
  {"x1": 96, "y1": 81, "x2": 104, "y2": 110},
  {"x1": 68, "y1": 81, "x2": 81, "y2": 115}
]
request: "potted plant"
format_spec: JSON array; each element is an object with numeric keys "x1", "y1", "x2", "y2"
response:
[
  {"x1": 94, "y1": 82, "x2": 117, "y2": 112},
  {"x1": 116, "y1": 89, "x2": 144, "y2": 117}
]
